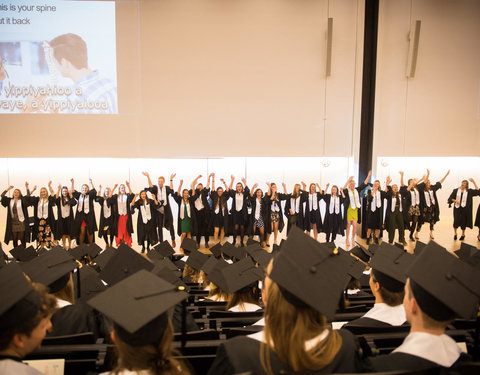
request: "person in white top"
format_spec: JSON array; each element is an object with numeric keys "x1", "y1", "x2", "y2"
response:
[
  {"x1": 209, "y1": 174, "x2": 233, "y2": 245},
  {"x1": 282, "y1": 182, "x2": 306, "y2": 236},
  {"x1": 1, "y1": 184, "x2": 34, "y2": 248},
  {"x1": 448, "y1": 178, "x2": 479, "y2": 241},
  {"x1": 264, "y1": 183, "x2": 287, "y2": 247},
  {"x1": 131, "y1": 190, "x2": 159, "y2": 253},
  {"x1": 95, "y1": 184, "x2": 115, "y2": 249},
  {"x1": 400, "y1": 172, "x2": 425, "y2": 242},
  {"x1": 324, "y1": 184, "x2": 346, "y2": 242},
  {"x1": 111, "y1": 181, "x2": 135, "y2": 248},
  {"x1": 71, "y1": 178, "x2": 98, "y2": 245},
  {"x1": 53, "y1": 184, "x2": 77, "y2": 249},
  {"x1": 368, "y1": 242, "x2": 480, "y2": 371},
  {"x1": 27, "y1": 181, "x2": 57, "y2": 249},
  {"x1": 304, "y1": 182, "x2": 324, "y2": 241},
  {"x1": 228, "y1": 176, "x2": 250, "y2": 247}
]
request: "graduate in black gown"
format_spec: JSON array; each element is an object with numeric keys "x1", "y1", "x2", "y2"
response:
[
  {"x1": 190, "y1": 173, "x2": 212, "y2": 248},
  {"x1": 54, "y1": 185, "x2": 77, "y2": 249},
  {"x1": 343, "y1": 171, "x2": 370, "y2": 247},
  {"x1": 130, "y1": 190, "x2": 159, "y2": 253},
  {"x1": 110, "y1": 181, "x2": 134, "y2": 247},
  {"x1": 207, "y1": 228, "x2": 363, "y2": 375},
  {"x1": 95, "y1": 184, "x2": 115, "y2": 249},
  {"x1": 323, "y1": 184, "x2": 346, "y2": 242},
  {"x1": 475, "y1": 196, "x2": 480, "y2": 242},
  {"x1": 447, "y1": 178, "x2": 479, "y2": 241},
  {"x1": 365, "y1": 179, "x2": 387, "y2": 244},
  {"x1": 366, "y1": 241, "x2": 480, "y2": 372},
  {"x1": 208, "y1": 174, "x2": 232, "y2": 245},
  {"x1": 303, "y1": 182, "x2": 324, "y2": 241},
  {"x1": 172, "y1": 176, "x2": 200, "y2": 251},
  {"x1": 344, "y1": 243, "x2": 413, "y2": 330},
  {"x1": 71, "y1": 178, "x2": 98, "y2": 245},
  {"x1": 400, "y1": 172, "x2": 426, "y2": 241},
  {"x1": 228, "y1": 176, "x2": 250, "y2": 246},
  {"x1": 27, "y1": 182, "x2": 57, "y2": 248},
  {"x1": 247, "y1": 185, "x2": 269, "y2": 247},
  {"x1": 264, "y1": 182, "x2": 286, "y2": 247},
  {"x1": 283, "y1": 182, "x2": 307, "y2": 235},
  {"x1": 1, "y1": 184, "x2": 33, "y2": 247},
  {"x1": 384, "y1": 176, "x2": 408, "y2": 245}
]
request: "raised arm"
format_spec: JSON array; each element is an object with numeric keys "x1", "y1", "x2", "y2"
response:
[
  {"x1": 399, "y1": 171, "x2": 405, "y2": 187},
  {"x1": 439, "y1": 170, "x2": 450, "y2": 185},
  {"x1": 142, "y1": 171, "x2": 154, "y2": 188},
  {"x1": 55, "y1": 184, "x2": 61, "y2": 199},
  {"x1": 324, "y1": 183, "x2": 330, "y2": 194},
  {"x1": 316, "y1": 183, "x2": 323, "y2": 195},
  {"x1": 385, "y1": 176, "x2": 392, "y2": 192},
  {"x1": 211, "y1": 173, "x2": 216, "y2": 191},
  {"x1": 228, "y1": 175, "x2": 235, "y2": 191},
  {"x1": 70, "y1": 178, "x2": 75, "y2": 192},
  {"x1": 89, "y1": 178, "x2": 95, "y2": 191},
  {"x1": 301, "y1": 181, "x2": 307, "y2": 192},
  {"x1": 250, "y1": 183, "x2": 258, "y2": 197},
  {"x1": 469, "y1": 178, "x2": 479, "y2": 191},
  {"x1": 220, "y1": 177, "x2": 228, "y2": 190},
  {"x1": 48, "y1": 181, "x2": 54, "y2": 195},
  {"x1": 282, "y1": 182, "x2": 287, "y2": 194},
  {"x1": 344, "y1": 176, "x2": 353, "y2": 190},
  {"x1": 126, "y1": 181, "x2": 133, "y2": 195},
  {"x1": 266, "y1": 182, "x2": 271, "y2": 196},
  {"x1": 131, "y1": 193, "x2": 139, "y2": 206},
  {"x1": 206, "y1": 173, "x2": 213, "y2": 190},
  {"x1": 177, "y1": 179, "x2": 183, "y2": 196},
  {"x1": 191, "y1": 175, "x2": 202, "y2": 197},
  {"x1": 364, "y1": 170, "x2": 372, "y2": 185}
]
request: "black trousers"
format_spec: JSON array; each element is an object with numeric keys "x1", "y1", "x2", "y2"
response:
[{"x1": 156, "y1": 210, "x2": 175, "y2": 241}]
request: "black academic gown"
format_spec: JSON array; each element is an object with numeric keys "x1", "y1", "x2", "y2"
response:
[
  {"x1": 247, "y1": 195, "x2": 269, "y2": 235},
  {"x1": 343, "y1": 317, "x2": 408, "y2": 331},
  {"x1": 228, "y1": 187, "x2": 250, "y2": 224},
  {"x1": 72, "y1": 189, "x2": 98, "y2": 239},
  {"x1": 366, "y1": 352, "x2": 469, "y2": 373},
  {"x1": 417, "y1": 182, "x2": 442, "y2": 225},
  {"x1": 284, "y1": 193, "x2": 307, "y2": 232},
  {"x1": 208, "y1": 191, "x2": 231, "y2": 234},
  {"x1": 264, "y1": 193, "x2": 286, "y2": 234},
  {"x1": 95, "y1": 196, "x2": 115, "y2": 238},
  {"x1": 323, "y1": 194, "x2": 345, "y2": 236},
  {"x1": 342, "y1": 182, "x2": 367, "y2": 227},
  {"x1": 172, "y1": 193, "x2": 198, "y2": 236},
  {"x1": 384, "y1": 188, "x2": 409, "y2": 227},
  {"x1": 146, "y1": 185, "x2": 175, "y2": 231},
  {"x1": 110, "y1": 193, "x2": 134, "y2": 237},
  {"x1": 55, "y1": 196, "x2": 77, "y2": 239},
  {"x1": 448, "y1": 188, "x2": 479, "y2": 229},
  {"x1": 131, "y1": 199, "x2": 159, "y2": 245},
  {"x1": 189, "y1": 188, "x2": 211, "y2": 236},
  {"x1": 207, "y1": 329, "x2": 363, "y2": 375},
  {"x1": 1, "y1": 191, "x2": 33, "y2": 244},
  {"x1": 364, "y1": 190, "x2": 387, "y2": 230},
  {"x1": 28, "y1": 195, "x2": 57, "y2": 242},
  {"x1": 475, "y1": 193, "x2": 480, "y2": 229},
  {"x1": 303, "y1": 191, "x2": 324, "y2": 231}
]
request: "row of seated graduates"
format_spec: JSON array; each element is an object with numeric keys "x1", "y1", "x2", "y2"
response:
[{"x1": 2, "y1": 230, "x2": 480, "y2": 375}]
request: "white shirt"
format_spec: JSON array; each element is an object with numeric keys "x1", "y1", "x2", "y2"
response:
[
  {"x1": 309, "y1": 193, "x2": 318, "y2": 211},
  {"x1": 235, "y1": 193, "x2": 244, "y2": 211},
  {"x1": 103, "y1": 200, "x2": 111, "y2": 218},
  {"x1": 228, "y1": 302, "x2": 262, "y2": 312},
  {"x1": 0, "y1": 360, "x2": 43, "y2": 375},
  {"x1": 254, "y1": 199, "x2": 262, "y2": 219},
  {"x1": 117, "y1": 194, "x2": 128, "y2": 215},
  {"x1": 410, "y1": 189, "x2": 420, "y2": 206},
  {"x1": 393, "y1": 332, "x2": 462, "y2": 367},
  {"x1": 57, "y1": 298, "x2": 72, "y2": 309},
  {"x1": 362, "y1": 303, "x2": 406, "y2": 326},
  {"x1": 37, "y1": 198, "x2": 49, "y2": 219},
  {"x1": 194, "y1": 195, "x2": 204, "y2": 211},
  {"x1": 77, "y1": 194, "x2": 89, "y2": 214},
  {"x1": 61, "y1": 199, "x2": 70, "y2": 219},
  {"x1": 290, "y1": 196, "x2": 300, "y2": 214},
  {"x1": 271, "y1": 199, "x2": 280, "y2": 212},
  {"x1": 179, "y1": 200, "x2": 191, "y2": 219},
  {"x1": 156, "y1": 185, "x2": 168, "y2": 206},
  {"x1": 140, "y1": 203, "x2": 152, "y2": 224}
]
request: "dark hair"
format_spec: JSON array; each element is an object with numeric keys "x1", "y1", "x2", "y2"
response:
[
  {"x1": 226, "y1": 283, "x2": 261, "y2": 310},
  {"x1": 0, "y1": 283, "x2": 57, "y2": 351},
  {"x1": 49, "y1": 33, "x2": 88, "y2": 69},
  {"x1": 371, "y1": 272, "x2": 404, "y2": 306}
]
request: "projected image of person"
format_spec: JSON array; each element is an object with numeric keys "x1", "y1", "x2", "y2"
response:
[{"x1": 48, "y1": 33, "x2": 117, "y2": 114}]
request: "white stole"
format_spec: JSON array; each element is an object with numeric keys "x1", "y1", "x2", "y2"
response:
[
  {"x1": 410, "y1": 189, "x2": 420, "y2": 206},
  {"x1": 391, "y1": 194, "x2": 403, "y2": 212},
  {"x1": 117, "y1": 194, "x2": 128, "y2": 215},
  {"x1": 348, "y1": 189, "x2": 361, "y2": 209},
  {"x1": 10, "y1": 199, "x2": 25, "y2": 222},
  {"x1": 78, "y1": 194, "x2": 90, "y2": 214},
  {"x1": 103, "y1": 200, "x2": 111, "y2": 218},
  {"x1": 61, "y1": 199, "x2": 70, "y2": 218},
  {"x1": 329, "y1": 195, "x2": 340, "y2": 214},
  {"x1": 424, "y1": 190, "x2": 435, "y2": 207},
  {"x1": 255, "y1": 198, "x2": 262, "y2": 219},
  {"x1": 309, "y1": 193, "x2": 318, "y2": 211},
  {"x1": 194, "y1": 195, "x2": 204, "y2": 211},
  {"x1": 290, "y1": 196, "x2": 300, "y2": 214},
  {"x1": 235, "y1": 193, "x2": 243, "y2": 211},
  {"x1": 156, "y1": 185, "x2": 168, "y2": 206},
  {"x1": 370, "y1": 190, "x2": 382, "y2": 212},
  {"x1": 455, "y1": 189, "x2": 468, "y2": 208},
  {"x1": 140, "y1": 202, "x2": 152, "y2": 224},
  {"x1": 180, "y1": 200, "x2": 191, "y2": 219},
  {"x1": 37, "y1": 198, "x2": 49, "y2": 219}
]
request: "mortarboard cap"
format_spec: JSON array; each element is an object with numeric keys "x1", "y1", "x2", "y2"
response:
[
  {"x1": 21, "y1": 248, "x2": 78, "y2": 293},
  {"x1": 186, "y1": 250, "x2": 210, "y2": 271},
  {"x1": 369, "y1": 243, "x2": 414, "y2": 292},
  {"x1": 0, "y1": 262, "x2": 36, "y2": 316},
  {"x1": 88, "y1": 270, "x2": 187, "y2": 346},
  {"x1": 10, "y1": 245, "x2": 37, "y2": 262},
  {"x1": 248, "y1": 248, "x2": 274, "y2": 269},
  {"x1": 221, "y1": 242, "x2": 237, "y2": 260},
  {"x1": 152, "y1": 257, "x2": 182, "y2": 274},
  {"x1": 350, "y1": 245, "x2": 372, "y2": 263},
  {"x1": 77, "y1": 265, "x2": 107, "y2": 303},
  {"x1": 180, "y1": 238, "x2": 197, "y2": 255},
  {"x1": 343, "y1": 253, "x2": 367, "y2": 281},
  {"x1": 209, "y1": 243, "x2": 222, "y2": 258},
  {"x1": 246, "y1": 238, "x2": 259, "y2": 246},
  {"x1": 394, "y1": 242, "x2": 405, "y2": 250},
  {"x1": 173, "y1": 259, "x2": 186, "y2": 271},
  {"x1": 413, "y1": 240, "x2": 428, "y2": 256},
  {"x1": 153, "y1": 240, "x2": 175, "y2": 258},
  {"x1": 36, "y1": 247, "x2": 49, "y2": 256},
  {"x1": 454, "y1": 242, "x2": 478, "y2": 261},
  {"x1": 407, "y1": 241, "x2": 480, "y2": 320},
  {"x1": 269, "y1": 227, "x2": 350, "y2": 319},
  {"x1": 201, "y1": 257, "x2": 228, "y2": 276},
  {"x1": 220, "y1": 258, "x2": 264, "y2": 293},
  {"x1": 151, "y1": 265, "x2": 188, "y2": 290},
  {"x1": 99, "y1": 244, "x2": 154, "y2": 286},
  {"x1": 94, "y1": 247, "x2": 117, "y2": 268}
]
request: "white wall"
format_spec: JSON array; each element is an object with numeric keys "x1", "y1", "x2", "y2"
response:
[{"x1": 374, "y1": 0, "x2": 480, "y2": 158}]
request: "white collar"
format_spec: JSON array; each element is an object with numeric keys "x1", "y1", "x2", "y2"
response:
[
  {"x1": 393, "y1": 331, "x2": 462, "y2": 367},
  {"x1": 56, "y1": 298, "x2": 72, "y2": 308},
  {"x1": 228, "y1": 302, "x2": 262, "y2": 312},
  {"x1": 253, "y1": 317, "x2": 265, "y2": 326},
  {"x1": 248, "y1": 327, "x2": 329, "y2": 351},
  {"x1": 363, "y1": 303, "x2": 406, "y2": 326}
]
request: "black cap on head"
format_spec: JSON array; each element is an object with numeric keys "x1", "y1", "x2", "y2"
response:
[
  {"x1": 151, "y1": 265, "x2": 188, "y2": 291},
  {"x1": 21, "y1": 248, "x2": 78, "y2": 293},
  {"x1": 152, "y1": 258, "x2": 182, "y2": 275},
  {"x1": 268, "y1": 227, "x2": 350, "y2": 319},
  {"x1": 10, "y1": 245, "x2": 37, "y2": 262},
  {"x1": 201, "y1": 257, "x2": 228, "y2": 276},
  {"x1": 350, "y1": 245, "x2": 372, "y2": 263},
  {"x1": 99, "y1": 244, "x2": 154, "y2": 286},
  {"x1": 153, "y1": 240, "x2": 175, "y2": 258},
  {"x1": 77, "y1": 265, "x2": 107, "y2": 303},
  {"x1": 181, "y1": 238, "x2": 197, "y2": 255},
  {"x1": 414, "y1": 240, "x2": 428, "y2": 256},
  {"x1": 221, "y1": 242, "x2": 237, "y2": 260},
  {"x1": 0, "y1": 262, "x2": 36, "y2": 316},
  {"x1": 454, "y1": 242, "x2": 478, "y2": 262},
  {"x1": 344, "y1": 253, "x2": 367, "y2": 281},
  {"x1": 407, "y1": 241, "x2": 480, "y2": 320},
  {"x1": 87, "y1": 270, "x2": 187, "y2": 346},
  {"x1": 369, "y1": 243, "x2": 414, "y2": 292},
  {"x1": 36, "y1": 247, "x2": 49, "y2": 256},
  {"x1": 173, "y1": 259, "x2": 186, "y2": 271},
  {"x1": 247, "y1": 247, "x2": 274, "y2": 269},
  {"x1": 186, "y1": 250, "x2": 210, "y2": 271},
  {"x1": 219, "y1": 258, "x2": 264, "y2": 293},
  {"x1": 94, "y1": 247, "x2": 117, "y2": 268},
  {"x1": 209, "y1": 243, "x2": 222, "y2": 258},
  {"x1": 246, "y1": 238, "x2": 259, "y2": 246}
]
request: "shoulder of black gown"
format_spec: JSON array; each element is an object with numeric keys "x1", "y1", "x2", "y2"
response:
[
  {"x1": 207, "y1": 341, "x2": 237, "y2": 375},
  {"x1": 368, "y1": 352, "x2": 441, "y2": 372}
]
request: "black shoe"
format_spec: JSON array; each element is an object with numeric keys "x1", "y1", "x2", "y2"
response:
[
  {"x1": 460, "y1": 235, "x2": 465, "y2": 241},
  {"x1": 374, "y1": 237, "x2": 379, "y2": 244},
  {"x1": 454, "y1": 235, "x2": 458, "y2": 240}
]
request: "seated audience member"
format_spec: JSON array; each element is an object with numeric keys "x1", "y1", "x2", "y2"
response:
[
  {"x1": 88, "y1": 270, "x2": 190, "y2": 375},
  {"x1": 344, "y1": 243, "x2": 414, "y2": 329},
  {"x1": 367, "y1": 241, "x2": 480, "y2": 371},
  {"x1": 207, "y1": 228, "x2": 363, "y2": 374},
  {"x1": 0, "y1": 263, "x2": 57, "y2": 374}
]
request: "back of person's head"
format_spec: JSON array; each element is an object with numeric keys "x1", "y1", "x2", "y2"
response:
[
  {"x1": 371, "y1": 269, "x2": 405, "y2": 307},
  {"x1": 0, "y1": 282, "x2": 57, "y2": 353},
  {"x1": 226, "y1": 282, "x2": 261, "y2": 310},
  {"x1": 261, "y1": 279, "x2": 342, "y2": 374},
  {"x1": 49, "y1": 33, "x2": 88, "y2": 69},
  {"x1": 182, "y1": 264, "x2": 201, "y2": 283}
]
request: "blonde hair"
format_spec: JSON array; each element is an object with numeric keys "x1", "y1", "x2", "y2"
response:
[
  {"x1": 260, "y1": 281, "x2": 342, "y2": 375},
  {"x1": 182, "y1": 264, "x2": 202, "y2": 283}
]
